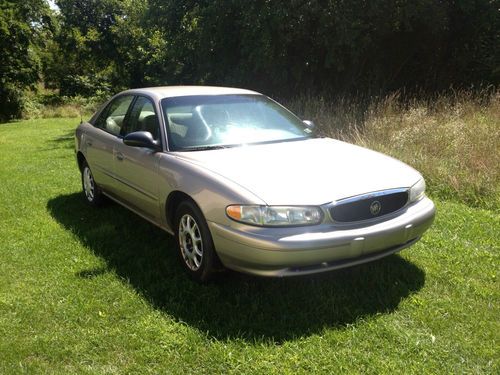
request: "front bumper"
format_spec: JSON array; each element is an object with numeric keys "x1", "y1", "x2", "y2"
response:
[{"x1": 209, "y1": 196, "x2": 436, "y2": 276}]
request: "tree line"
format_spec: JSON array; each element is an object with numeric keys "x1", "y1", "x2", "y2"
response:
[{"x1": 1, "y1": 0, "x2": 499, "y2": 121}]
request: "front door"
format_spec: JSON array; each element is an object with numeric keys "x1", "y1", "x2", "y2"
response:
[{"x1": 112, "y1": 96, "x2": 162, "y2": 221}]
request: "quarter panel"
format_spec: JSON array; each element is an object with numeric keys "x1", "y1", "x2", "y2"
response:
[{"x1": 157, "y1": 153, "x2": 267, "y2": 231}]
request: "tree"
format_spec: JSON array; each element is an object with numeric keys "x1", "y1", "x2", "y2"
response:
[
  {"x1": 50, "y1": 0, "x2": 150, "y2": 96},
  {"x1": 0, "y1": 0, "x2": 52, "y2": 121},
  {"x1": 14, "y1": 0, "x2": 498, "y2": 114},
  {"x1": 146, "y1": 0, "x2": 499, "y2": 95}
]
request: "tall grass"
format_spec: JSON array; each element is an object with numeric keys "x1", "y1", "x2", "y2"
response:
[
  {"x1": 21, "y1": 88, "x2": 498, "y2": 209},
  {"x1": 21, "y1": 90, "x2": 105, "y2": 120},
  {"x1": 286, "y1": 90, "x2": 500, "y2": 210}
]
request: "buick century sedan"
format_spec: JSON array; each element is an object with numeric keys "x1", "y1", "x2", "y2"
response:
[{"x1": 75, "y1": 86, "x2": 435, "y2": 281}]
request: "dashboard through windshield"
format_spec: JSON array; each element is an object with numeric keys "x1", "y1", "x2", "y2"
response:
[{"x1": 161, "y1": 95, "x2": 311, "y2": 151}]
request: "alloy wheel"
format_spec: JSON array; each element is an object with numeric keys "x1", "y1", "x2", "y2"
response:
[
  {"x1": 178, "y1": 214, "x2": 203, "y2": 271},
  {"x1": 83, "y1": 166, "x2": 95, "y2": 201}
]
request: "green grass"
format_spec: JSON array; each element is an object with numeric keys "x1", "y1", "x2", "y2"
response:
[{"x1": 0, "y1": 118, "x2": 498, "y2": 374}]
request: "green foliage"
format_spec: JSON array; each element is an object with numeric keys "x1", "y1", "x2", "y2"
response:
[
  {"x1": 0, "y1": 0, "x2": 52, "y2": 121},
  {"x1": 37, "y1": 0, "x2": 499, "y2": 100},
  {"x1": 0, "y1": 85, "x2": 24, "y2": 121},
  {"x1": 2, "y1": 1, "x2": 498, "y2": 119},
  {"x1": 143, "y1": 0, "x2": 499, "y2": 95},
  {"x1": 22, "y1": 89, "x2": 107, "y2": 119},
  {"x1": 51, "y1": 0, "x2": 148, "y2": 96}
]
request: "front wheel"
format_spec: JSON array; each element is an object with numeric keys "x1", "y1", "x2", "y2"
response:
[
  {"x1": 175, "y1": 200, "x2": 220, "y2": 282},
  {"x1": 81, "y1": 160, "x2": 104, "y2": 206}
]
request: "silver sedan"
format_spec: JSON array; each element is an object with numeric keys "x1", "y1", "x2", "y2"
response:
[{"x1": 75, "y1": 86, "x2": 435, "y2": 282}]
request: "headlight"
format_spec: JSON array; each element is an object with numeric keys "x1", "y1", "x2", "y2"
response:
[
  {"x1": 409, "y1": 178, "x2": 426, "y2": 203},
  {"x1": 226, "y1": 205, "x2": 323, "y2": 226}
]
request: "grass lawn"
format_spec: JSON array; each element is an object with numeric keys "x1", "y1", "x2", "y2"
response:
[{"x1": 0, "y1": 118, "x2": 498, "y2": 374}]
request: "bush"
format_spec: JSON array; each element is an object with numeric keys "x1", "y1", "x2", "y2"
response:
[
  {"x1": 21, "y1": 90, "x2": 108, "y2": 120},
  {"x1": 0, "y1": 85, "x2": 25, "y2": 122}
]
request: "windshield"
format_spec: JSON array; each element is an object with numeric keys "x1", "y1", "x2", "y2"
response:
[{"x1": 161, "y1": 94, "x2": 311, "y2": 150}]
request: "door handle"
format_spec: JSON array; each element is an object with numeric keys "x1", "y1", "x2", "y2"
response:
[
  {"x1": 85, "y1": 141, "x2": 93, "y2": 146},
  {"x1": 115, "y1": 152, "x2": 124, "y2": 161}
]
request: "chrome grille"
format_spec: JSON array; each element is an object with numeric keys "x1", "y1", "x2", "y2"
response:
[{"x1": 330, "y1": 190, "x2": 408, "y2": 222}]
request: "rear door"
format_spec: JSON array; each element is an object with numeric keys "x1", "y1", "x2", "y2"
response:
[
  {"x1": 112, "y1": 95, "x2": 163, "y2": 221},
  {"x1": 84, "y1": 95, "x2": 134, "y2": 191}
]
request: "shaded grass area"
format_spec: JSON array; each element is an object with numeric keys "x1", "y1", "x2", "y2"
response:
[
  {"x1": 46, "y1": 192, "x2": 425, "y2": 341},
  {"x1": 287, "y1": 90, "x2": 500, "y2": 210},
  {"x1": 0, "y1": 118, "x2": 498, "y2": 373}
]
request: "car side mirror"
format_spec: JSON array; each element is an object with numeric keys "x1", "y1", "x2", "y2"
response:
[
  {"x1": 303, "y1": 120, "x2": 315, "y2": 129},
  {"x1": 123, "y1": 131, "x2": 160, "y2": 150}
]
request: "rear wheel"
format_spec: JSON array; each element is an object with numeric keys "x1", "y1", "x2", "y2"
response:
[
  {"x1": 81, "y1": 160, "x2": 104, "y2": 206},
  {"x1": 175, "y1": 200, "x2": 219, "y2": 282}
]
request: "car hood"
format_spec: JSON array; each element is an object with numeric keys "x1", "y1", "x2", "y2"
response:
[{"x1": 172, "y1": 138, "x2": 422, "y2": 205}]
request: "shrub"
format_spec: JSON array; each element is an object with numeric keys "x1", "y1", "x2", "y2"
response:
[
  {"x1": 0, "y1": 85, "x2": 25, "y2": 122},
  {"x1": 21, "y1": 90, "x2": 108, "y2": 120}
]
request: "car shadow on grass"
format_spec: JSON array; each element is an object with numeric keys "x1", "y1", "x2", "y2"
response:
[
  {"x1": 48, "y1": 132, "x2": 75, "y2": 149},
  {"x1": 47, "y1": 193, "x2": 425, "y2": 343}
]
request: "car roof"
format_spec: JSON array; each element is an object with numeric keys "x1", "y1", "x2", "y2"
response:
[{"x1": 120, "y1": 86, "x2": 261, "y2": 100}]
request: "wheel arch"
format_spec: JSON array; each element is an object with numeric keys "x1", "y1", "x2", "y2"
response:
[
  {"x1": 166, "y1": 190, "x2": 224, "y2": 276},
  {"x1": 165, "y1": 190, "x2": 199, "y2": 231},
  {"x1": 76, "y1": 151, "x2": 86, "y2": 172}
]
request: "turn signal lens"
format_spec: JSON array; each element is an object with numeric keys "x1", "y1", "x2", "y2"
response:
[
  {"x1": 409, "y1": 178, "x2": 426, "y2": 203},
  {"x1": 226, "y1": 205, "x2": 242, "y2": 220},
  {"x1": 226, "y1": 205, "x2": 323, "y2": 226}
]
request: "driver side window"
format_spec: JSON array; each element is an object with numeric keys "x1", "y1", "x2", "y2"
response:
[
  {"x1": 122, "y1": 96, "x2": 160, "y2": 140},
  {"x1": 95, "y1": 95, "x2": 134, "y2": 136}
]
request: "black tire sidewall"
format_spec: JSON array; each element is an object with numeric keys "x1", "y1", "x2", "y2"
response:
[{"x1": 174, "y1": 200, "x2": 217, "y2": 282}]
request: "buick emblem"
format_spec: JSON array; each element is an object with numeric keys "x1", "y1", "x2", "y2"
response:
[{"x1": 370, "y1": 200, "x2": 381, "y2": 215}]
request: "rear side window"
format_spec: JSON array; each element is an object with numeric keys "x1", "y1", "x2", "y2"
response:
[
  {"x1": 122, "y1": 96, "x2": 160, "y2": 140},
  {"x1": 95, "y1": 95, "x2": 134, "y2": 136}
]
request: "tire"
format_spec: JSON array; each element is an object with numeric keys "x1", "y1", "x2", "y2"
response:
[
  {"x1": 174, "y1": 200, "x2": 220, "y2": 282},
  {"x1": 81, "y1": 160, "x2": 104, "y2": 206}
]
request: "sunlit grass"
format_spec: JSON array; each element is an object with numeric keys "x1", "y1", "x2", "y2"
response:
[{"x1": 0, "y1": 118, "x2": 498, "y2": 373}]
